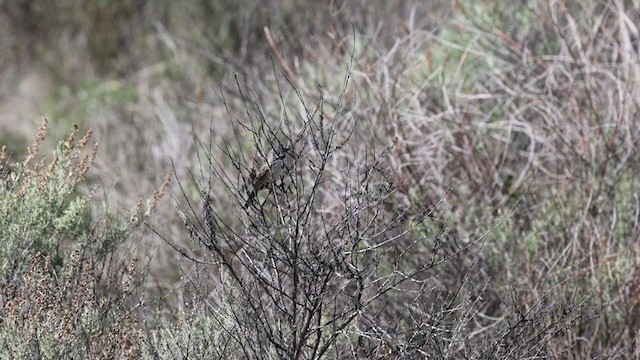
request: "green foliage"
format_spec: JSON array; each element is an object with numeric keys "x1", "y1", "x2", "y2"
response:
[
  {"x1": 0, "y1": 121, "x2": 169, "y2": 358},
  {"x1": 0, "y1": 121, "x2": 97, "y2": 276}
]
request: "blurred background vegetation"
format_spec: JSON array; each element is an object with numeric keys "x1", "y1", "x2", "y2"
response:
[{"x1": 1, "y1": 0, "x2": 640, "y2": 358}]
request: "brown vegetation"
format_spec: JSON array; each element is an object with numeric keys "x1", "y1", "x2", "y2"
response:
[{"x1": 1, "y1": 0, "x2": 639, "y2": 358}]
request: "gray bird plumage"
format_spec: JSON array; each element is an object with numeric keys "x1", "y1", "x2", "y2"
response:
[{"x1": 244, "y1": 146, "x2": 295, "y2": 208}]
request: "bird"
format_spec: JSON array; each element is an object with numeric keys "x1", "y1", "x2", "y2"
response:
[{"x1": 244, "y1": 146, "x2": 295, "y2": 208}]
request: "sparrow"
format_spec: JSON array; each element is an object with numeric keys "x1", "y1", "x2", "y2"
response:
[{"x1": 244, "y1": 146, "x2": 295, "y2": 208}]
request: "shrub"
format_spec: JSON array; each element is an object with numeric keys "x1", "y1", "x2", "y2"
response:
[{"x1": 0, "y1": 119, "x2": 170, "y2": 359}]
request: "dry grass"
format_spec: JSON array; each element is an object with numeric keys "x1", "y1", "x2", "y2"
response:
[{"x1": 1, "y1": 0, "x2": 640, "y2": 358}]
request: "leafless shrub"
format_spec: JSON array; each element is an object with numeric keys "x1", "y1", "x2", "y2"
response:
[{"x1": 148, "y1": 59, "x2": 496, "y2": 359}]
